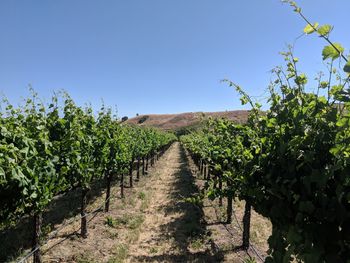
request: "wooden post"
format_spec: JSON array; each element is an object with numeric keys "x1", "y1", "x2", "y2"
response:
[
  {"x1": 32, "y1": 212, "x2": 42, "y2": 263},
  {"x1": 81, "y1": 188, "x2": 88, "y2": 238},
  {"x1": 136, "y1": 156, "x2": 140, "y2": 180},
  {"x1": 120, "y1": 174, "x2": 124, "y2": 198},
  {"x1": 146, "y1": 154, "x2": 149, "y2": 173},
  {"x1": 105, "y1": 173, "x2": 112, "y2": 212},
  {"x1": 242, "y1": 200, "x2": 251, "y2": 249},
  {"x1": 151, "y1": 153, "x2": 154, "y2": 166},
  {"x1": 194, "y1": 156, "x2": 198, "y2": 168},
  {"x1": 226, "y1": 181, "x2": 233, "y2": 224},
  {"x1": 219, "y1": 174, "x2": 223, "y2": 206},
  {"x1": 129, "y1": 158, "x2": 134, "y2": 188},
  {"x1": 142, "y1": 157, "x2": 145, "y2": 175}
]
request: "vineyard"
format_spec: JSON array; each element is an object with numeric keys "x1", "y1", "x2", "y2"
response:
[
  {"x1": 0, "y1": 91, "x2": 176, "y2": 262},
  {"x1": 180, "y1": 2, "x2": 350, "y2": 262},
  {"x1": 1, "y1": 1, "x2": 350, "y2": 263}
]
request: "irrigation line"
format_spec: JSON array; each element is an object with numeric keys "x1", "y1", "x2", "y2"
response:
[
  {"x1": 231, "y1": 206, "x2": 265, "y2": 262},
  {"x1": 17, "y1": 244, "x2": 40, "y2": 263},
  {"x1": 211, "y1": 202, "x2": 265, "y2": 262},
  {"x1": 17, "y1": 152, "x2": 165, "y2": 263},
  {"x1": 17, "y1": 191, "x2": 115, "y2": 263},
  {"x1": 186, "y1": 152, "x2": 265, "y2": 262},
  {"x1": 210, "y1": 205, "x2": 246, "y2": 263}
]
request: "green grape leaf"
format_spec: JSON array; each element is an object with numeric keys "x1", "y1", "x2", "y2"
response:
[
  {"x1": 336, "y1": 117, "x2": 348, "y2": 127},
  {"x1": 330, "y1": 85, "x2": 343, "y2": 96},
  {"x1": 322, "y1": 43, "x2": 344, "y2": 60},
  {"x1": 240, "y1": 96, "x2": 248, "y2": 105},
  {"x1": 320, "y1": 81, "x2": 328, "y2": 89},
  {"x1": 317, "y1": 24, "x2": 332, "y2": 36},
  {"x1": 0, "y1": 167, "x2": 5, "y2": 183},
  {"x1": 303, "y1": 23, "x2": 319, "y2": 34},
  {"x1": 284, "y1": 0, "x2": 301, "y2": 12},
  {"x1": 344, "y1": 60, "x2": 350, "y2": 73}
]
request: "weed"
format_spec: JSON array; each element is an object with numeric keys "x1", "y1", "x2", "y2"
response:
[
  {"x1": 190, "y1": 237, "x2": 204, "y2": 250},
  {"x1": 105, "y1": 216, "x2": 117, "y2": 228},
  {"x1": 75, "y1": 253, "x2": 97, "y2": 263},
  {"x1": 149, "y1": 247, "x2": 158, "y2": 254},
  {"x1": 243, "y1": 256, "x2": 256, "y2": 263},
  {"x1": 115, "y1": 216, "x2": 129, "y2": 226},
  {"x1": 138, "y1": 191, "x2": 146, "y2": 200},
  {"x1": 108, "y1": 244, "x2": 128, "y2": 263},
  {"x1": 106, "y1": 214, "x2": 144, "y2": 230},
  {"x1": 106, "y1": 214, "x2": 130, "y2": 228},
  {"x1": 128, "y1": 214, "x2": 144, "y2": 229}
]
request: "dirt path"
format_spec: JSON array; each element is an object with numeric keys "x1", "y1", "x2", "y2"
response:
[{"x1": 127, "y1": 142, "x2": 218, "y2": 262}]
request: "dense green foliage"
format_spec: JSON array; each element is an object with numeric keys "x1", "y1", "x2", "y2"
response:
[
  {"x1": 0, "y1": 91, "x2": 176, "y2": 225},
  {"x1": 181, "y1": 2, "x2": 350, "y2": 262}
]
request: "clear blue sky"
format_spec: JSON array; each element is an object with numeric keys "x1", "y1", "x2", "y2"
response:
[{"x1": 0, "y1": 0, "x2": 349, "y2": 117}]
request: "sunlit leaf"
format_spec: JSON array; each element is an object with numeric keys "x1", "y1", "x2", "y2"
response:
[
  {"x1": 317, "y1": 24, "x2": 332, "y2": 36},
  {"x1": 322, "y1": 43, "x2": 344, "y2": 60},
  {"x1": 303, "y1": 23, "x2": 319, "y2": 34}
]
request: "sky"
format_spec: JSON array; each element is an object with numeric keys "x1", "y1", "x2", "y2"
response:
[{"x1": 0, "y1": 0, "x2": 349, "y2": 118}]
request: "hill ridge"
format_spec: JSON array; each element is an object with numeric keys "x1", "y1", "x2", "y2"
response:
[{"x1": 126, "y1": 110, "x2": 249, "y2": 131}]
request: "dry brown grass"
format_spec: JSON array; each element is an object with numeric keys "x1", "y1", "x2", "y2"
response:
[{"x1": 126, "y1": 110, "x2": 249, "y2": 131}]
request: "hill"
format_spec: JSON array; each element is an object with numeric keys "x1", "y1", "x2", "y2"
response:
[{"x1": 126, "y1": 110, "x2": 249, "y2": 132}]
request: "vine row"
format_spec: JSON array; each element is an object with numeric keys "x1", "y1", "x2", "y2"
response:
[
  {"x1": 181, "y1": 2, "x2": 350, "y2": 262},
  {"x1": 0, "y1": 91, "x2": 176, "y2": 263}
]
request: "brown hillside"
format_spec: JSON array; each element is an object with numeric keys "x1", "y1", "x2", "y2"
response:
[{"x1": 126, "y1": 110, "x2": 249, "y2": 131}]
